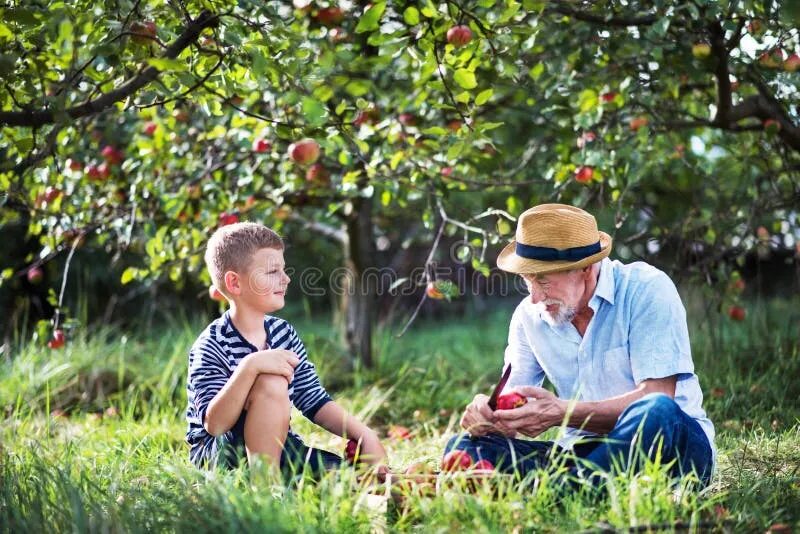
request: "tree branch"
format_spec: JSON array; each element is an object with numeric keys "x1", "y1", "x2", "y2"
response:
[
  {"x1": 0, "y1": 10, "x2": 219, "y2": 127},
  {"x1": 545, "y1": 1, "x2": 657, "y2": 27},
  {"x1": 709, "y1": 21, "x2": 732, "y2": 125}
]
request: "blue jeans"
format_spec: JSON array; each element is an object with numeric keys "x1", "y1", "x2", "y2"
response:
[{"x1": 444, "y1": 393, "x2": 713, "y2": 485}]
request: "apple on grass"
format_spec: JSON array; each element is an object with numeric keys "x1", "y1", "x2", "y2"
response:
[
  {"x1": 345, "y1": 439, "x2": 362, "y2": 464},
  {"x1": 472, "y1": 459, "x2": 494, "y2": 471},
  {"x1": 728, "y1": 305, "x2": 746, "y2": 322},
  {"x1": 441, "y1": 450, "x2": 472, "y2": 472},
  {"x1": 388, "y1": 425, "x2": 411, "y2": 440}
]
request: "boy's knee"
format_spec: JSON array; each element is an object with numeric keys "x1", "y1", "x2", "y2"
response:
[{"x1": 247, "y1": 374, "x2": 289, "y2": 408}]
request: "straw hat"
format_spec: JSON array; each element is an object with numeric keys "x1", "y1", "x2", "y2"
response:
[{"x1": 497, "y1": 204, "x2": 612, "y2": 274}]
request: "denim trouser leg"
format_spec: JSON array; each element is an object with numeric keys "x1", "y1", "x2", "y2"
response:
[
  {"x1": 443, "y1": 393, "x2": 713, "y2": 483},
  {"x1": 578, "y1": 393, "x2": 713, "y2": 484}
]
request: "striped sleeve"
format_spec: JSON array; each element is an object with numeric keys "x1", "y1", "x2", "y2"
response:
[
  {"x1": 285, "y1": 325, "x2": 332, "y2": 421},
  {"x1": 188, "y1": 334, "x2": 232, "y2": 428}
]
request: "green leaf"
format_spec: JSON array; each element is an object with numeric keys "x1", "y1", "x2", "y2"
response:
[
  {"x1": 302, "y1": 97, "x2": 327, "y2": 126},
  {"x1": 528, "y1": 63, "x2": 545, "y2": 80},
  {"x1": 453, "y1": 69, "x2": 477, "y2": 89},
  {"x1": 355, "y1": 2, "x2": 386, "y2": 33},
  {"x1": 121, "y1": 267, "x2": 138, "y2": 285},
  {"x1": 146, "y1": 58, "x2": 189, "y2": 72},
  {"x1": 403, "y1": 6, "x2": 420, "y2": 25},
  {"x1": 475, "y1": 88, "x2": 493, "y2": 106}
]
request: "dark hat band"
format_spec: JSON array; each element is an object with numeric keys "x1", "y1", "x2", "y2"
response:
[{"x1": 515, "y1": 241, "x2": 601, "y2": 262}]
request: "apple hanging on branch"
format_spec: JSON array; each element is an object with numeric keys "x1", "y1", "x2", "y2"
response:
[
  {"x1": 288, "y1": 138, "x2": 320, "y2": 165},
  {"x1": 425, "y1": 279, "x2": 459, "y2": 301},
  {"x1": 446, "y1": 25, "x2": 473, "y2": 47}
]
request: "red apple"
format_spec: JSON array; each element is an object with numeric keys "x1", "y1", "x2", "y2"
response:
[
  {"x1": 425, "y1": 282, "x2": 444, "y2": 300},
  {"x1": 440, "y1": 166, "x2": 454, "y2": 177},
  {"x1": 101, "y1": 145, "x2": 124, "y2": 165},
  {"x1": 85, "y1": 164, "x2": 101, "y2": 181},
  {"x1": 600, "y1": 91, "x2": 618, "y2": 103},
  {"x1": 630, "y1": 116, "x2": 649, "y2": 131},
  {"x1": 398, "y1": 113, "x2": 417, "y2": 126},
  {"x1": 305, "y1": 163, "x2": 330, "y2": 184},
  {"x1": 209, "y1": 285, "x2": 226, "y2": 302},
  {"x1": 66, "y1": 158, "x2": 83, "y2": 171},
  {"x1": 48, "y1": 329, "x2": 65, "y2": 349},
  {"x1": 447, "y1": 119, "x2": 462, "y2": 132},
  {"x1": 759, "y1": 49, "x2": 784, "y2": 69},
  {"x1": 784, "y1": 53, "x2": 800, "y2": 72},
  {"x1": 446, "y1": 25, "x2": 473, "y2": 47},
  {"x1": 328, "y1": 27, "x2": 347, "y2": 43},
  {"x1": 574, "y1": 165, "x2": 593, "y2": 184},
  {"x1": 252, "y1": 138, "x2": 272, "y2": 153},
  {"x1": 442, "y1": 450, "x2": 472, "y2": 472},
  {"x1": 496, "y1": 392, "x2": 527, "y2": 410},
  {"x1": 218, "y1": 212, "x2": 239, "y2": 226},
  {"x1": 728, "y1": 305, "x2": 746, "y2": 322},
  {"x1": 43, "y1": 186, "x2": 61, "y2": 202},
  {"x1": 316, "y1": 6, "x2": 344, "y2": 27},
  {"x1": 388, "y1": 425, "x2": 412, "y2": 440},
  {"x1": 764, "y1": 119, "x2": 781, "y2": 134},
  {"x1": 143, "y1": 122, "x2": 157, "y2": 136},
  {"x1": 576, "y1": 131, "x2": 596, "y2": 149},
  {"x1": 472, "y1": 459, "x2": 494, "y2": 471},
  {"x1": 27, "y1": 266, "x2": 43, "y2": 284},
  {"x1": 344, "y1": 438, "x2": 361, "y2": 464},
  {"x1": 130, "y1": 20, "x2": 157, "y2": 45},
  {"x1": 172, "y1": 109, "x2": 190, "y2": 122},
  {"x1": 288, "y1": 138, "x2": 320, "y2": 165},
  {"x1": 97, "y1": 162, "x2": 111, "y2": 179}
]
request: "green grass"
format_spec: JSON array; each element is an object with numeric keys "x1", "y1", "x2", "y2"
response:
[{"x1": 1, "y1": 296, "x2": 799, "y2": 533}]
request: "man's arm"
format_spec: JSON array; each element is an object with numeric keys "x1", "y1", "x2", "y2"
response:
[
  {"x1": 493, "y1": 376, "x2": 677, "y2": 437},
  {"x1": 313, "y1": 401, "x2": 388, "y2": 466}
]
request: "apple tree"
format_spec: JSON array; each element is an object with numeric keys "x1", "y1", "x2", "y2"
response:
[{"x1": 1, "y1": 0, "x2": 799, "y2": 366}]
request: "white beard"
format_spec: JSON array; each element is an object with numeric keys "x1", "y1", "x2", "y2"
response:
[{"x1": 537, "y1": 299, "x2": 577, "y2": 327}]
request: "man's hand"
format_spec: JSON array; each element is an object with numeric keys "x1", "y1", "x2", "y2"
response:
[
  {"x1": 491, "y1": 386, "x2": 566, "y2": 439},
  {"x1": 244, "y1": 349, "x2": 300, "y2": 381},
  {"x1": 460, "y1": 394, "x2": 515, "y2": 437}
]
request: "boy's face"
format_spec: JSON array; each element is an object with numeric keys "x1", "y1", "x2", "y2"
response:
[{"x1": 227, "y1": 247, "x2": 290, "y2": 313}]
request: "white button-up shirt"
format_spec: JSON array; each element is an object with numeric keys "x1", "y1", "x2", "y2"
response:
[{"x1": 504, "y1": 257, "x2": 716, "y2": 461}]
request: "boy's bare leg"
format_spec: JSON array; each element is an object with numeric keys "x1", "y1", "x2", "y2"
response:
[{"x1": 243, "y1": 374, "x2": 290, "y2": 467}]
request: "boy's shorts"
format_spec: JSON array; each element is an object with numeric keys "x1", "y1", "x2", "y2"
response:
[{"x1": 214, "y1": 410, "x2": 342, "y2": 477}]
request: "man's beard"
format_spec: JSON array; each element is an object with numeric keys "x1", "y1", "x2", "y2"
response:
[{"x1": 537, "y1": 299, "x2": 577, "y2": 326}]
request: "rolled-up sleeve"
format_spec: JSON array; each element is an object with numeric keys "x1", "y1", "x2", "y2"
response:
[
  {"x1": 504, "y1": 303, "x2": 546, "y2": 390},
  {"x1": 628, "y1": 272, "x2": 694, "y2": 383},
  {"x1": 286, "y1": 327, "x2": 332, "y2": 421}
]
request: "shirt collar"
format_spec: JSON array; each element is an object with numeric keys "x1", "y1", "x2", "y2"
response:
[{"x1": 589, "y1": 257, "x2": 615, "y2": 309}]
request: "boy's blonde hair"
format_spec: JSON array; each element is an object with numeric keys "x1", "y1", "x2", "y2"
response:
[{"x1": 204, "y1": 222, "x2": 284, "y2": 291}]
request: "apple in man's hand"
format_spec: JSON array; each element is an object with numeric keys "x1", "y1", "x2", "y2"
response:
[{"x1": 496, "y1": 392, "x2": 527, "y2": 410}]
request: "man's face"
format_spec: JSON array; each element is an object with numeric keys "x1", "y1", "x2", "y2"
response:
[{"x1": 520, "y1": 270, "x2": 585, "y2": 326}]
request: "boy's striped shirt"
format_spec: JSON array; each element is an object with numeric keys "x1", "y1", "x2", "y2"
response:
[{"x1": 185, "y1": 311, "x2": 331, "y2": 467}]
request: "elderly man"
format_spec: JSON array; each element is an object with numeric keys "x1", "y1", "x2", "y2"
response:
[{"x1": 446, "y1": 204, "x2": 715, "y2": 485}]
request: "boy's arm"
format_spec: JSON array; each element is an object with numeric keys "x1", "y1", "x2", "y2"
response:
[
  {"x1": 203, "y1": 349, "x2": 299, "y2": 436},
  {"x1": 313, "y1": 401, "x2": 388, "y2": 465}
]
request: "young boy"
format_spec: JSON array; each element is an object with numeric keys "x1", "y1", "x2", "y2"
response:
[{"x1": 185, "y1": 222, "x2": 387, "y2": 474}]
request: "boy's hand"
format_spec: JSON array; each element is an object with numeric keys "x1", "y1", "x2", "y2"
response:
[
  {"x1": 358, "y1": 431, "x2": 389, "y2": 470},
  {"x1": 245, "y1": 349, "x2": 300, "y2": 381}
]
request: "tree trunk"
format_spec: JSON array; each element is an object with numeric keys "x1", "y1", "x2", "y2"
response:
[{"x1": 342, "y1": 196, "x2": 375, "y2": 368}]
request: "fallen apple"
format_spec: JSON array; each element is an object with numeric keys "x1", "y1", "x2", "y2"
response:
[
  {"x1": 496, "y1": 392, "x2": 527, "y2": 410},
  {"x1": 388, "y1": 425, "x2": 412, "y2": 440},
  {"x1": 472, "y1": 459, "x2": 494, "y2": 471},
  {"x1": 442, "y1": 450, "x2": 472, "y2": 472}
]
